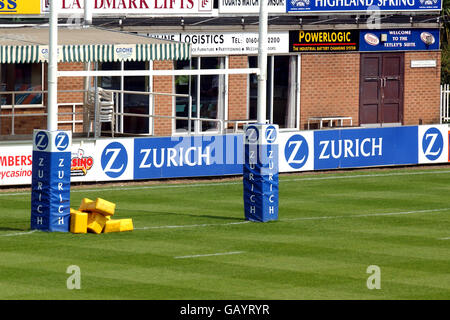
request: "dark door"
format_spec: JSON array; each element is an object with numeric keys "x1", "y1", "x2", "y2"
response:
[{"x1": 359, "y1": 53, "x2": 404, "y2": 125}]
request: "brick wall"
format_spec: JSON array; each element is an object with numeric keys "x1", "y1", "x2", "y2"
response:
[
  {"x1": 228, "y1": 56, "x2": 248, "y2": 127},
  {"x1": 153, "y1": 60, "x2": 174, "y2": 136},
  {"x1": 56, "y1": 63, "x2": 86, "y2": 132},
  {"x1": 403, "y1": 51, "x2": 441, "y2": 125},
  {"x1": 300, "y1": 53, "x2": 360, "y2": 129},
  {"x1": 0, "y1": 109, "x2": 46, "y2": 135}
]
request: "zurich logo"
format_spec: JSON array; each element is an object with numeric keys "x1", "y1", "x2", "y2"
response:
[
  {"x1": 422, "y1": 127, "x2": 443, "y2": 161},
  {"x1": 265, "y1": 125, "x2": 277, "y2": 144},
  {"x1": 55, "y1": 132, "x2": 70, "y2": 151},
  {"x1": 101, "y1": 142, "x2": 128, "y2": 178},
  {"x1": 245, "y1": 126, "x2": 259, "y2": 144},
  {"x1": 285, "y1": 134, "x2": 309, "y2": 169},
  {"x1": 35, "y1": 131, "x2": 49, "y2": 151}
]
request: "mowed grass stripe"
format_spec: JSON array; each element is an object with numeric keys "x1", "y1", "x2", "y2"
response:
[{"x1": 0, "y1": 167, "x2": 449, "y2": 299}]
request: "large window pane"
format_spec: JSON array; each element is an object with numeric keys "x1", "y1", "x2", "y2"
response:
[
  {"x1": 175, "y1": 58, "x2": 198, "y2": 133},
  {"x1": 124, "y1": 61, "x2": 149, "y2": 134},
  {"x1": 248, "y1": 55, "x2": 298, "y2": 129},
  {"x1": 175, "y1": 57, "x2": 224, "y2": 133},
  {"x1": 200, "y1": 57, "x2": 223, "y2": 132},
  {"x1": 273, "y1": 56, "x2": 298, "y2": 129}
]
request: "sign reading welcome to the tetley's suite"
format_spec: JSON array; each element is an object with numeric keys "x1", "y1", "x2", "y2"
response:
[{"x1": 287, "y1": 0, "x2": 442, "y2": 13}]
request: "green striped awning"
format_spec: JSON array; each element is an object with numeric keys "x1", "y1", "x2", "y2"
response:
[{"x1": 0, "y1": 27, "x2": 191, "y2": 64}]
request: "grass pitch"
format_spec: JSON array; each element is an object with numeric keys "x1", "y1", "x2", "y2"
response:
[{"x1": 0, "y1": 167, "x2": 450, "y2": 300}]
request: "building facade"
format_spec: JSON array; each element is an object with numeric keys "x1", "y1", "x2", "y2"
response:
[{"x1": 0, "y1": 0, "x2": 443, "y2": 138}]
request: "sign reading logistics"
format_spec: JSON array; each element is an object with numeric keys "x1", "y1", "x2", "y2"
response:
[
  {"x1": 148, "y1": 32, "x2": 290, "y2": 56},
  {"x1": 287, "y1": 0, "x2": 442, "y2": 13},
  {"x1": 31, "y1": 130, "x2": 72, "y2": 232},
  {"x1": 0, "y1": 0, "x2": 41, "y2": 14},
  {"x1": 289, "y1": 30, "x2": 359, "y2": 52},
  {"x1": 360, "y1": 29, "x2": 440, "y2": 52}
]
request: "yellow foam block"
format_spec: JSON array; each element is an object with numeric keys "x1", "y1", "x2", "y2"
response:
[
  {"x1": 79, "y1": 198, "x2": 94, "y2": 212},
  {"x1": 86, "y1": 198, "x2": 116, "y2": 216},
  {"x1": 70, "y1": 209, "x2": 88, "y2": 234},
  {"x1": 119, "y1": 219, "x2": 134, "y2": 232},
  {"x1": 103, "y1": 220, "x2": 121, "y2": 233},
  {"x1": 87, "y1": 212, "x2": 108, "y2": 234}
]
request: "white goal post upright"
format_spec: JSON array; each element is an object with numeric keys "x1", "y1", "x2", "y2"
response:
[
  {"x1": 257, "y1": 0, "x2": 268, "y2": 125},
  {"x1": 47, "y1": 0, "x2": 58, "y2": 131}
]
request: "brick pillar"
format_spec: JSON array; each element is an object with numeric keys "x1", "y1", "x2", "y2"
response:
[
  {"x1": 228, "y1": 56, "x2": 249, "y2": 128},
  {"x1": 153, "y1": 60, "x2": 174, "y2": 136},
  {"x1": 403, "y1": 51, "x2": 441, "y2": 125}
]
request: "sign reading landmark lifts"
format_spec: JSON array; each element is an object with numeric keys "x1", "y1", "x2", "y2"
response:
[
  {"x1": 43, "y1": 0, "x2": 213, "y2": 15},
  {"x1": 289, "y1": 30, "x2": 359, "y2": 52}
]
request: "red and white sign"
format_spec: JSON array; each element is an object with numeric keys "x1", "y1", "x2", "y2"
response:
[
  {"x1": 43, "y1": 0, "x2": 213, "y2": 15},
  {"x1": 0, "y1": 144, "x2": 33, "y2": 186}
]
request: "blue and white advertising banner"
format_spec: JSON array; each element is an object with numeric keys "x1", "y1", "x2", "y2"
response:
[
  {"x1": 243, "y1": 124, "x2": 279, "y2": 222},
  {"x1": 418, "y1": 125, "x2": 449, "y2": 164},
  {"x1": 31, "y1": 130, "x2": 72, "y2": 232},
  {"x1": 3, "y1": 124, "x2": 450, "y2": 187},
  {"x1": 360, "y1": 29, "x2": 440, "y2": 52},
  {"x1": 313, "y1": 126, "x2": 418, "y2": 170},
  {"x1": 287, "y1": 0, "x2": 442, "y2": 13},
  {"x1": 134, "y1": 134, "x2": 243, "y2": 180}
]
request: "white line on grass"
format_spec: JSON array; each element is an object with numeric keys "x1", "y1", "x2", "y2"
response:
[
  {"x1": 136, "y1": 208, "x2": 450, "y2": 231},
  {"x1": 0, "y1": 230, "x2": 38, "y2": 237},
  {"x1": 135, "y1": 221, "x2": 250, "y2": 230},
  {"x1": 174, "y1": 251, "x2": 245, "y2": 259},
  {"x1": 1, "y1": 169, "x2": 450, "y2": 197},
  {"x1": 280, "y1": 208, "x2": 450, "y2": 222},
  {"x1": 438, "y1": 237, "x2": 450, "y2": 240}
]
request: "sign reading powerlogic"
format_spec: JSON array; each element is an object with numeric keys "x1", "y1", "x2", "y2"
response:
[{"x1": 289, "y1": 30, "x2": 359, "y2": 52}]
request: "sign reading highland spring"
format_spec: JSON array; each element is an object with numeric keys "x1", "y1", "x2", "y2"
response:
[
  {"x1": 287, "y1": 0, "x2": 442, "y2": 12},
  {"x1": 31, "y1": 130, "x2": 72, "y2": 232},
  {"x1": 43, "y1": 0, "x2": 213, "y2": 15}
]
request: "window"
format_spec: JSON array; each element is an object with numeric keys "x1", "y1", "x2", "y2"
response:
[
  {"x1": 248, "y1": 55, "x2": 299, "y2": 129},
  {"x1": 0, "y1": 63, "x2": 43, "y2": 106},
  {"x1": 99, "y1": 61, "x2": 151, "y2": 134},
  {"x1": 175, "y1": 57, "x2": 226, "y2": 134}
]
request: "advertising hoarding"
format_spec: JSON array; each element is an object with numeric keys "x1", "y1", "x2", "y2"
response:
[
  {"x1": 219, "y1": 0, "x2": 286, "y2": 13},
  {"x1": 359, "y1": 29, "x2": 440, "y2": 52},
  {"x1": 42, "y1": 0, "x2": 213, "y2": 15},
  {"x1": 148, "y1": 32, "x2": 290, "y2": 56},
  {"x1": 0, "y1": 0, "x2": 41, "y2": 15},
  {"x1": 1, "y1": 125, "x2": 449, "y2": 186},
  {"x1": 289, "y1": 30, "x2": 359, "y2": 53},
  {"x1": 287, "y1": 0, "x2": 442, "y2": 13}
]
